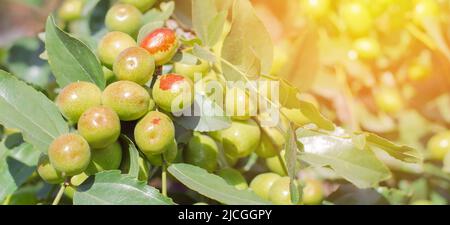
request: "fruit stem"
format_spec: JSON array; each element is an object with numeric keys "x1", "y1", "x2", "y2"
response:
[
  {"x1": 52, "y1": 183, "x2": 66, "y2": 205},
  {"x1": 162, "y1": 163, "x2": 167, "y2": 197}
]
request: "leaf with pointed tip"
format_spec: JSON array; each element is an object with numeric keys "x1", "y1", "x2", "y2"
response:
[
  {"x1": 364, "y1": 133, "x2": 422, "y2": 164},
  {"x1": 120, "y1": 135, "x2": 140, "y2": 178}
]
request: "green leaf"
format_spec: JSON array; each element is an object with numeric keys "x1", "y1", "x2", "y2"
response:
[
  {"x1": 284, "y1": 125, "x2": 300, "y2": 204},
  {"x1": 0, "y1": 143, "x2": 40, "y2": 201},
  {"x1": 137, "y1": 21, "x2": 165, "y2": 44},
  {"x1": 192, "y1": 0, "x2": 227, "y2": 47},
  {"x1": 45, "y1": 16, "x2": 105, "y2": 89},
  {"x1": 0, "y1": 71, "x2": 69, "y2": 153},
  {"x1": 74, "y1": 170, "x2": 172, "y2": 205},
  {"x1": 298, "y1": 100, "x2": 335, "y2": 131},
  {"x1": 173, "y1": 93, "x2": 231, "y2": 132},
  {"x1": 297, "y1": 127, "x2": 391, "y2": 188},
  {"x1": 193, "y1": 44, "x2": 217, "y2": 63},
  {"x1": 206, "y1": 11, "x2": 227, "y2": 46},
  {"x1": 168, "y1": 163, "x2": 271, "y2": 205},
  {"x1": 120, "y1": 135, "x2": 140, "y2": 178},
  {"x1": 221, "y1": 0, "x2": 273, "y2": 80},
  {"x1": 142, "y1": 1, "x2": 175, "y2": 24},
  {"x1": 364, "y1": 133, "x2": 422, "y2": 164},
  {"x1": 279, "y1": 26, "x2": 319, "y2": 92}
]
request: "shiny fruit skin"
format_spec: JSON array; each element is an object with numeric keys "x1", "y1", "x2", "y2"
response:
[
  {"x1": 374, "y1": 87, "x2": 403, "y2": 114},
  {"x1": 256, "y1": 126, "x2": 285, "y2": 158},
  {"x1": 427, "y1": 131, "x2": 450, "y2": 160},
  {"x1": 140, "y1": 28, "x2": 179, "y2": 65},
  {"x1": 58, "y1": 0, "x2": 84, "y2": 22},
  {"x1": 249, "y1": 173, "x2": 281, "y2": 200},
  {"x1": 134, "y1": 111, "x2": 175, "y2": 155},
  {"x1": 210, "y1": 119, "x2": 261, "y2": 158},
  {"x1": 174, "y1": 59, "x2": 210, "y2": 81},
  {"x1": 353, "y1": 37, "x2": 381, "y2": 60},
  {"x1": 98, "y1": 31, "x2": 137, "y2": 68},
  {"x1": 266, "y1": 150, "x2": 287, "y2": 176},
  {"x1": 48, "y1": 134, "x2": 91, "y2": 176},
  {"x1": 341, "y1": 2, "x2": 373, "y2": 37},
  {"x1": 37, "y1": 155, "x2": 64, "y2": 184},
  {"x1": 225, "y1": 87, "x2": 256, "y2": 120},
  {"x1": 105, "y1": 4, "x2": 142, "y2": 36},
  {"x1": 152, "y1": 73, "x2": 194, "y2": 113},
  {"x1": 268, "y1": 177, "x2": 292, "y2": 205},
  {"x1": 102, "y1": 81, "x2": 150, "y2": 121},
  {"x1": 301, "y1": 0, "x2": 331, "y2": 19},
  {"x1": 113, "y1": 47, "x2": 155, "y2": 85},
  {"x1": 85, "y1": 141, "x2": 123, "y2": 175},
  {"x1": 184, "y1": 132, "x2": 219, "y2": 173},
  {"x1": 302, "y1": 179, "x2": 324, "y2": 205},
  {"x1": 146, "y1": 139, "x2": 178, "y2": 166},
  {"x1": 78, "y1": 106, "x2": 121, "y2": 149},
  {"x1": 119, "y1": 0, "x2": 157, "y2": 12},
  {"x1": 413, "y1": 0, "x2": 440, "y2": 27},
  {"x1": 217, "y1": 168, "x2": 248, "y2": 190},
  {"x1": 56, "y1": 81, "x2": 102, "y2": 124}
]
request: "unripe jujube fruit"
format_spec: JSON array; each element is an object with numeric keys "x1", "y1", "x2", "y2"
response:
[
  {"x1": 256, "y1": 126, "x2": 285, "y2": 158},
  {"x1": 85, "y1": 141, "x2": 123, "y2": 175},
  {"x1": 105, "y1": 4, "x2": 142, "y2": 36},
  {"x1": 134, "y1": 111, "x2": 175, "y2": 155},
  {"x1": 37, "y1": 155, "x2": 64, "y2": 184},
  {"x1": 98, "y1": 31, "x2": 137, "y2": 68},
  {"x1": 427, "y1": 131, "x2": 450, "y2": 161},
  {"x1": 217, "y1": 168, "x2": 248, "y2": 190},
  {"x1": 102, "y1": 81, "x2": 150, "y2": 121},
  {"x1": 209, "y1": 119, "x2": 261, "y2": 158},
  {"x1": 56, "y1": 81, "x2": 102, "y2": 124},
  {"x1": 413, "y1": 0, "x2": 440, "y2": 27},
  {"x1": 250, "y1": 172, "x2": 281, "y2": 200},
  {"x1": 174, "y1": 58, "x2": 210, "y2": 81},
  {"x1": 266, "y1": 150, "x2": 287, "y2": 176},
  {"x1": 225, "y1": 87, "x2": 256, "y2": 120},
  {"x1": 302, "y1": 179, "x2": 324, "y2": 205},
  {"x1": 269, "y1": 177, "x2": 293, "y2": 205},
  {"x1": 48, "y1": 133, "x2": 91, "y2": 176},
  {"x1": 140, "y1": 28, "x2": 179, "y2": 65},
  {"x1": 185, "y1": 132, "x2": 219, "y2": 173},
  {"x1": 58, "y1": 0, "x2": 84, "y2": 22},
  {"x1": 78, "y1": 106, "x2": 121, "y2": 149},
  {"x1": 146, "y1": 139, "x2": 178, "y2": 166},
  {"x1": 341, "y1": 2, "x2": 373, "y2": 37},
  {"x1": 152, "y1": 73, "x2": 194, "y2": 113},
  {"x1": 374, "y1": 87, "x2": 403, "y2": 114},
  {"x1": 119, "y1": 0, "x2": 157, "y2": 12},
  {"x1": 113, "y1": 47, "x2": 155, "y2": 85}
]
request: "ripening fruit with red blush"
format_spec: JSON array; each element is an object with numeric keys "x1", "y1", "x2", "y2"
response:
[
  {"x1": 140, "y1": 28, "x2": 179, "y2": 65},
  {"x1": 152, "y1": 73, "x2": 194, "y2": 113}
]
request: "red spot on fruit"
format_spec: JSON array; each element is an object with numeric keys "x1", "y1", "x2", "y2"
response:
[
  {"x1": 140, "y1": 28, "x2": 176, "y2": 54},
  {"x1": 159, "y1": 74, "x2": 184, "y2": 91},
  {"x1": 152, "y1": 117, "x2": 161, "y2": 125}
]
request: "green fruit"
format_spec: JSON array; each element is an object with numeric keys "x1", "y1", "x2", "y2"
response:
[
  {"x1": 225, "y1": 87, "x2": 256, "y2": 120},
  {"x1": 427, "y1": 131, "x2": 450, "y2": 160},
  {"x1": 341, "y1": 2, "x2": 373, "y2": 37},
  {"x1": 217, "y1": 168, "x2": 248, "y2": 190},
  {"x1": 105, "y1": 4, "x2": 142, "y2": 36},
  {"x1": 413, "y1": 0, "x2": 440, "y2": 27},
  {"x1": 56, "y1": 81, "x2": 102, "y2": 124},
  {"x1": 37, "y1": 155, "x2": 64, "y2": 184},
  {"x1": 102, "y1": 81, "x2": 150, "y2": 121},
  {"x1": 146, "y1": 139, "x2": 178, "y2": 166},
  {"x1": 374, "y1": 87, "x2": 404, "y2": 114},
  {"x1": 113, "y1": 47, "x2": 155, "y2": 85},
  {"x1": 134, "y1": 111, "x2": 175, "y2": 155},
  {"x1": 140, "y1": 28, "x2": 179, "y2": 65},
  {"x1": 353, "y1": 37, "x2": 381, "y2": 60},
  {"x1": 78, "y1": 106, "x2": 121, "y2": 149},
  {"x1": 302, "y1": 179, "x2": 324, "y2": 205},
  {"x1": 174, "y1": 58, "x2": 210, "y2": 81},
  {"x1": 194, "y1": 74, "x2": 225, "y2": 98},
  {"x1": 210, "y1": 119, "x2": 261, "y2": 158},
  {"x1": 256, "y1": 127, "x2": 285, "y2": 158},
  {"x1": 269, "y1": 177, "x2": 292, "y2": 205},
  {"x1": 249, "y1": 173, "x2": 281, "y2": 200},
  {"x1": 48, "y1": 134, "x2": 91, "y2": 176},
  {"x1": 184, "y1": 132, "x2": 219, "y2": 172},
  {"x1": 98, "y1": 31, "x2": 137, "y2": 68},
  {"x1": 119, "y1": 0, "x2": 157, "y2": 12},
  {"x1": 266, "y1": 150, "x2": 287, "y2": 176},
  {"x1": 58, "y1": 0, "x2": 84, "y2": 22},
  {"x1": 85, "y1": 142, "x2": 123, "y2": 175},
  {"x1": 152, "y1": 73, "x2": 194, "y2": 113}
]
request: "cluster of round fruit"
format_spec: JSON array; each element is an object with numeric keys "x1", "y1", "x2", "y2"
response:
[{"x1": 34, "y1": 0, "x2": 327, "y2": 205}]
